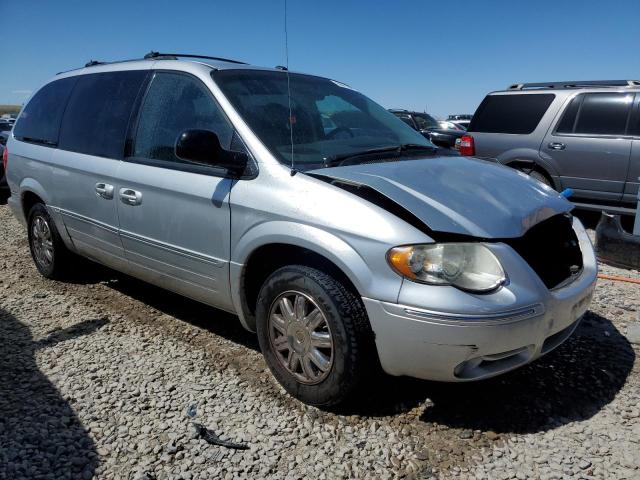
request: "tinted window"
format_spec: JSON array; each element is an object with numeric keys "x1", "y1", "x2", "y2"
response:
[
  {"x1": 394, "y1": 114, "x2": 415, "y2": 129},
  {"x1": 13, "y1": 77, "x2": 77, "y2": 145},
  {"x1": 573, "y1": 93, "x2": 633, "y2": 136},
  {"x1": 629, "y1": 99, "x2": 640, "y2": 136},
  {"x1": 468, "y1": 94, "x2": 555, "y2": 134},
  {"x1": 413, "y1": 114, "x2": 439, "y2": 130},
  {"x1": 59, "y1": 71, "x2": 147, "y2": 159},
  {"x1": 555, "y1": 95, "x2": 581, "y2": 133},
  {"x1": 134, "y1": 72, "x2": 233, "y2": 163}
]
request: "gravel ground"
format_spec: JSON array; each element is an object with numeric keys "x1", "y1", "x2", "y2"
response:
[{"x1": 0, "y1": 200, "x2": 638, "y2": 480}]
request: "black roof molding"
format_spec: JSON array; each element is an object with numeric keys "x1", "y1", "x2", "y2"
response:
[
  {"x1": 143, "y1": 51, "x2": 247, "y2": 65},
  {"x1": 508, "y1": 80, "x2": 640, "y2": 90}
]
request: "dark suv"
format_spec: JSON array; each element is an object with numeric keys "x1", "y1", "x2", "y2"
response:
[
  {"x1": 389, "y1": 109, "x2": 465, "y2": 149},
  {"x1": 461, "y1": 80, "x2": 640, "y2": 215}
]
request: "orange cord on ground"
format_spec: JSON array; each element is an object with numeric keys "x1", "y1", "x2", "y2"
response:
[{"x1": 597, "y1": 273, "x2": 640, "y2": 285}]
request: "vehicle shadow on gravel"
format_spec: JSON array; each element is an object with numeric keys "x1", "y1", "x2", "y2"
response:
[
  {"x1": 357, "y1": 311, "x2": 634, "y2": 433},
  {"x1": 0, "y1": 308, "x2": 105, "y2": 479},
  {"x1": 0, "y1": 191, "x2": 8, "y2": 206},
  {"x1": 91, "y1": 268, "x2": 260, "y2": 352}
]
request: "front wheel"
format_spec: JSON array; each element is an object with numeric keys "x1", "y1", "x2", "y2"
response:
[{"x1": 256, "y1": 265, "x2": 376, "y2": 407}]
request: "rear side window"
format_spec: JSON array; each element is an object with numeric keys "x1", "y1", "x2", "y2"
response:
[
  {"x1": 630, "y1": 99, "x2": 640, "y2": 137},
  {"x1": 13, "y1": 77, "x2": 77, "y2": 146},
  {"x1": 573, "y1": 93, "x2": 633, "y2": 136},
  {"x1": 134, "y1": 72, "x2": 233, "y2": 163},
  {"x1": 555, "y1": 93, "x2": 634, "y2": 136},
  {"x1": 468, "y1": 94, "x2": 555, "y2": 134},
  {"x1": 59, "y1": 71, "x2": 147, "y2": 159},
  {"x1": 555, "y1": 96, "x2": 581, "y2": 133}
]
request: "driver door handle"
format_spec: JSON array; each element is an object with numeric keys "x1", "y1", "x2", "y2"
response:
[
  {"x1": 119, "y1": 188, "x2": 142, "y2": 206},
  {"x1": 95, "y1": 183, "x2": 114, "y2": 200},
  {"x1": 548, "y1": 142, "x2": 566, "y2": 150}
]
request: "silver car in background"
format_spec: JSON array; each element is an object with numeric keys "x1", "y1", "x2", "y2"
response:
[
  {"x1": 5, "y1": 53, "x2": 596, "y2": 406},
  {"x1": 461, "y1": 80, "x2": 640, "y2": 216}
]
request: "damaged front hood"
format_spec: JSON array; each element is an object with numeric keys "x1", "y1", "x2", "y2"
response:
[{"x1": 309, "y1": 156, "x2": 572, "y2": 238}]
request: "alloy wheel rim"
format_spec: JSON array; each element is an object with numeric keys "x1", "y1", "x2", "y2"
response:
[
  {"x1": 31, "y1": 215, "x2": 54, "y2": 268},
  {"x1": 268, "y1": 291, "x2": 334, "y2": 385}
]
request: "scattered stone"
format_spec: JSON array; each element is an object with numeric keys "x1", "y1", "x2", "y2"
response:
[
  {"x1": 579, "y1": 459, "x2": 592, "y2": 470},
  {"x1": 626, "y1": 323, "x2": 640, "y2": 344}
]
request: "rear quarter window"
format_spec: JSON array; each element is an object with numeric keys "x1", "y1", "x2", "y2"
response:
[
  {"x1": 468, "y1": 93, "x2": 555, "y2": 134},
  {"x1": 13, "y1": 77, "x2": 77, "y2": 146}
]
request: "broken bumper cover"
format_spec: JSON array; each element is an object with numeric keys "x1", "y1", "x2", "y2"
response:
[
  {"x1": 595, "y1": 212, "x2": 640, "y2": 270},
  {"x1": 364, "y1": 218, "x2": 597, "y2": 382}
]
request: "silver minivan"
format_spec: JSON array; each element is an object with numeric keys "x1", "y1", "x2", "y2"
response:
[{"x1": 6, "y1": 53, "x2": 597, "y2": 406}]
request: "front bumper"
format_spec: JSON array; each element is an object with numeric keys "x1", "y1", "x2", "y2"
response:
[{"x1": 364, "y1": 218, "x2": 597, "y2": 382}]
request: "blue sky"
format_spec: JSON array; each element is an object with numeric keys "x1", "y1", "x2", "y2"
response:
[{"x1": 2, "y1": 0, "x2": 639, "y2": 118}]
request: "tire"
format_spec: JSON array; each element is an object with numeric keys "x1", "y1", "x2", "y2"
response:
[
  {"x1": 528, "y1": 169, "x2": 553, "y2": 188},
  {"x1": 27, "y1": 203, "x2": 73, "y2": 279},
  {"x1": 256, "y1": 265, "x2": 376, "y2": 407}
]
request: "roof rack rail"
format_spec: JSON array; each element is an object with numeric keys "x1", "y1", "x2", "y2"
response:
[
  {"x1": 68, "y1": 51, "x2": 248, "y2": 76},
  {"x1": 143, "y1": 51, "x2": 247, "y2": 65},
  {"x1": 508, "y1": 80, "x2": 640, "y2": 90}
]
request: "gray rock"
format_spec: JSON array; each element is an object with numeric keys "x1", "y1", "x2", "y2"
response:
[{"x1": 626, "y1": 323, "x2": 640, "y2": 344}]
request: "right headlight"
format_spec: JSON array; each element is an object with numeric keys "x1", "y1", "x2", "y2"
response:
[{"x1": 387, "y1": 243, "x2": 506, "y2": 293}]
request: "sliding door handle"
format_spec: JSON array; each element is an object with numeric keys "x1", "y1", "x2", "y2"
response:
[
  {"x1": 548, "y1": 142, "x2": 566, "y2": 150},
  {"x1": 119, "y1": 188, "x2": 142, "y2": 206}
]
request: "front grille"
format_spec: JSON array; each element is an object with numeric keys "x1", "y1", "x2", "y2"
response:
[{"x1": 505, "y1": 214, "x2": 583, "y2": 289}]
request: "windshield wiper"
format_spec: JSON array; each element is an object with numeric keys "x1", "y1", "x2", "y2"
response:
[{"x1": 323, "y1": 143, "x2": 437, "y2": 167}]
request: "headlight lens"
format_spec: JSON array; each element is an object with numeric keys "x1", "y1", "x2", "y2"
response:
[{"x1": 387, "y1": 243, "x2": 506, "y2": 292}]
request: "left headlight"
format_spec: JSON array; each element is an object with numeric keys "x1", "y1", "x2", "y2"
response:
[{"x1": 387, "y1": 243, "x2": 506, "y2": 293}]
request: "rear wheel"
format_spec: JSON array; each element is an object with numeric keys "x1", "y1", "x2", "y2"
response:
[
  {"x1": 527, "y1": 169, "x2": 553, "y2": 188},
  {"x1": 27, "y1": 203, "x2": 73, "y2": 279},
  {"x1": 256, "y1": 265, "x2": 376, "y2": 407}
]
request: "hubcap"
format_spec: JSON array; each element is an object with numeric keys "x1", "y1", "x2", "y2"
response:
[
  {"x1": 31, "y1": 215, "x2": 54, "y2": 269},
  {"x1": 268, "y1": 291, "x2": 334, "y2": 385}
]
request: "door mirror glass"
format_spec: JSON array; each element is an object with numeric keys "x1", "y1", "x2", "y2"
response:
[{"x1": 175, "y1": 129, "x2": 248, "y2": 175}]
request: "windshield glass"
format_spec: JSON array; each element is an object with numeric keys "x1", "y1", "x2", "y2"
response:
[{"x1": 213, "y1": 70, "x2": 434, "y2": 170}]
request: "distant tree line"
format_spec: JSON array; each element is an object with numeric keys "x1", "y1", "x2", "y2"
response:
[{"x1": 0, "y1": 105, "x2": 21, "y2": 115}]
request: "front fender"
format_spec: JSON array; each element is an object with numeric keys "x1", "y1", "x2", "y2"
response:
[{"x1": 229, "y1": 221, "x2": 403, "y2": 331}]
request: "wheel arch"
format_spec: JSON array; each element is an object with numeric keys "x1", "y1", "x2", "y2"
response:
[
  {"x1": 19, "y1": 178, "x2": 50, "y2": 218},
  {"x1": 505, "y1": 159, "x2": 558, "y2": 190},
  {"x1": 19, "y1": 179, "x2": 74, "y2": 250},
  {"x1": 230, "y1": 223, "x2": 378, "y2": 332}
]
